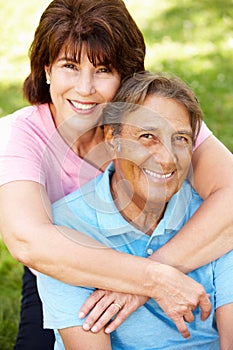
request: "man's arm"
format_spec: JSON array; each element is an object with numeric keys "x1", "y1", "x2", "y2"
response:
[
  {"x1": 216, "y1": 304, "x2": 233, "y2": 350},
  {"x1": 59, "y1": 326, "x2": 111, "y2": 350}
]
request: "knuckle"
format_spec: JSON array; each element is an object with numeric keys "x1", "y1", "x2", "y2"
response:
[
  {"x1": 119, "y1": 308, "x2": 132, "y2": 320},
  {"x1": 97, "y1": 317, "x2": 109, "y2": 327},
  {"x1": 91, "y1": 290, "x2": 105, "y2": 302},
  {"x1": 86, "y1": 315, "x2": 96, "y2": 324},
  {"x1": 116, "y1": 312, "x2": 127, "y2": 323},
  {"x1": 101, "y1": 297, "x2": 115, "y2": 309}
]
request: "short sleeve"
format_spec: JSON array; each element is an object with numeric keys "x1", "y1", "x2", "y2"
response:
[
  {"x1": 193, "y1": 121, "x2": 212, "y2": 152},
  {"x1": 37, "y1": 272, "x2": 95, "y2": 330},
  {"x1": 213, "y1": 250, "x2": 233, "y2": 309},
  {"x1": 0, "y1": 114, "x2": 45, "y2": 186}
]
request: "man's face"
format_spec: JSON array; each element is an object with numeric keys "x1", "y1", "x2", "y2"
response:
[{"x1": 113, "y1": 94, "x2": 193, "y2": 210}]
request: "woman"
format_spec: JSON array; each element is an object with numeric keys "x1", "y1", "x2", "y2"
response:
[{"x1": 0, "y1": 0, "x2": 232, "y2": 349}]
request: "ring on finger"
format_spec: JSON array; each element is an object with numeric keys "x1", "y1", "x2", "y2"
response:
[{"x1": 112, "y1": 303, "x2": 122, "y2": 311}]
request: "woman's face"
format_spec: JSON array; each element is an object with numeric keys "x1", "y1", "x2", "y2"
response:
[{"x1": 45, "y1": 46, "x2": 121, "y2": 130}]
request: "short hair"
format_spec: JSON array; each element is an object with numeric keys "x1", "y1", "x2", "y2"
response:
[
  {"x1": 103, "y1": 71, "x2": 203, "y2": 145},
  {"x1": 23, "y1": 0, "x2": 145, "y2": 104}
]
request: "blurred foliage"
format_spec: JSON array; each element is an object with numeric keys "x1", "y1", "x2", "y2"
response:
[
  {"x1": 0, "y1": 239, "x2": 22, "y2": 349},
  {"x1": 0, "y1": 0, "x2": 232, "y2": 149},
  {"x1": 132, "y1": 0, "x2": 233, "y2": 150}
]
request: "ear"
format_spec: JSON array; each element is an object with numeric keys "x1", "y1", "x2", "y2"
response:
[
  {"x1": 104, "y1": 125, "x2": 114, "y2": 145},
  {"x1": 44, "y1": 65, "x2": 51, "y2": 84},
  {"x1": 104, "y1": 125, "x2": 115, "y2": 150},
  {"x1": 104, "y1": 125, "x2": 118, "y2": 157}
]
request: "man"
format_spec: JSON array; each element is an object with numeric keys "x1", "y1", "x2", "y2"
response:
[{"x1": 37, "y1": 72, "x2": 233, "y2": 349}]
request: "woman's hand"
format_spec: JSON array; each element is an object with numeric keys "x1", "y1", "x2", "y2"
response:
[
  {"x1": 148, "y1": 263, "x2": 211, "y2": 338},
  {"x1": 79, "y1": 290, "x2": 148, "y2": 334},
  {"x1": 79, "y1": 263, "x2": 211, "y2": 339}
]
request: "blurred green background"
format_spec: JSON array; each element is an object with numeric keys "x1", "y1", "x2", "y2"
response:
[{"x1": 0, "y1": 0, "x2": 232, "y2": 348}]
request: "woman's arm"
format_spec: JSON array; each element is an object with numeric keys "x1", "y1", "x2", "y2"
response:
[
  {"x1": 0, "y1": 180, "x2": 211, "y2": 338},
  {"x1": 151, "y1": 135, "x2": 233, "y2": 272},
  {"x1": 0, "y1": 181, "x2": 149, "y2": 289}
]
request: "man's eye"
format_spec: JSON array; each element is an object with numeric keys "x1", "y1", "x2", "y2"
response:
[
  {"x1": 140, "y1": 133, "x2": 153, "y2": 139},
  {"x1": 177, "y1": 136, "x2": 186, "y2": 141},
  {"x1": 174, "y1": 135, "x2": 190, "y2": 144}
]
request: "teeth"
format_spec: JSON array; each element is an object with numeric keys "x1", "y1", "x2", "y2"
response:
[
  {"x1": 144, "y1": 168, "x2": 173, "y2": 179},
  {"x1": 71, "y1": 101, "x2": 97, "y2": 110}
]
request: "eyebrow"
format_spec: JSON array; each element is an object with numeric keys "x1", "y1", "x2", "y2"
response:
[
  {"x1": 57, "y1": 57, "x2": 75, "y2": 62},
  {"x1": 136, "y1": 126, "x2": 160, "y2": 132},
  {"x1": 175, "y1": 130, "x2": 193, "y2": 137},
  {"x1": 136, "y1": 126, "x2": 193, "y2": 137}
]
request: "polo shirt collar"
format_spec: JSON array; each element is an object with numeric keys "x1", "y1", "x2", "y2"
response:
[
  {"x1": 95, "y1": 163, "x2": 193, "y2": 237},
  {"x1": 152, "y1": 181, "x2": 192, "y2": 238},
  {"x1": 95, "y1": 163, "x2": 142, "y2": 236}
]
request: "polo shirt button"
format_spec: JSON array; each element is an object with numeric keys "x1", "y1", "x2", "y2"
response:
[{"x1": 147, "y1": 248, "x2": 153, "y2": 255}]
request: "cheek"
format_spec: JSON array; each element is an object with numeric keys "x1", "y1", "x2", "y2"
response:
[
  {"x1": 50, "y1": 77, "x2": 68, "y2": 96},
  {"x1": 177, "y1": 148, "x2": 192, "y2": 165},
  {"x1": 177, "y1": 152, "x2": 193, "y2": 181},
  {"x1": 121, "y1": 142, "x2": 149, "y2": 164},
  {"x1": 120, "y1": 160, "x2": 144, "y2": 183},
  {"x1": 100, "y1": 79, "x2": 121, "y2": 101}
]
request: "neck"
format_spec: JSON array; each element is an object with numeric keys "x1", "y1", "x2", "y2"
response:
[
  {"x1": 50, "y1": 104, "x2": 110, "y2": 170},
  {"x1": 111, "y1": 173, "x2": 166, "y2": 235},
  {"x1": 58, "y1": 122, "x2": 109, "y2": 171}
]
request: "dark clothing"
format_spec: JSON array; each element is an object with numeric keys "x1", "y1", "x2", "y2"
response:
[{"x1": 14, "y1": 266, "x2": 55, "y2": 350}]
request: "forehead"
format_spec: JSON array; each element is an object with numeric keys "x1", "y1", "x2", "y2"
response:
[
  {"x1": 54, "y1": 41, "x2": 112, "y2": 68},
  {"x1": 122, "y1": 94, "x2": 191, "y2": 132}
]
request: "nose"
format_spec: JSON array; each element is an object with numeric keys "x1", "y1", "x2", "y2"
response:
[
  {"x1": 153, "y1": 141, "x2": 177, "y2": 168},
  {"x1": 75, "y1": 71, "x2": 96, "y2": 96}
]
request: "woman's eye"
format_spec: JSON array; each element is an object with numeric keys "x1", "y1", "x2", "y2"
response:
[
  {"x1": 64, "y1": 63, "x2": 77, "y2": 70},
  {"x1": 97, "y1": 67, "x2": 110, "y2": 73}
]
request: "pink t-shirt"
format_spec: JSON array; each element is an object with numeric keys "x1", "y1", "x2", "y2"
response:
[
  {"x1": 0, "y1": 103, "x2": 212, "y2": 202},
  {"x1": 0, "y1": 104, "x2": 101, "y2": 203},
  {"x1": 193, "y1": 121, "x2": 212, "y2": 152}
]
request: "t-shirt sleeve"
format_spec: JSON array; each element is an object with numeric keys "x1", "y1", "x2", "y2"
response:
[
  {"x1": 0, "y1": 116, "x2": 46, "y2": 186},
  {"x1": 214, "y1": 250, "x2": 233, "y2": 309},
  {"x1": 37, "y1": 272, "x2": 94, "y2": 330},
  {"x1": 193, "y1": 121, "x2": 212, "y2": 152}
]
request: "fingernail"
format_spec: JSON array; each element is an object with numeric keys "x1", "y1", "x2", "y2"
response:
[
  {"x1": 91, "y1": 326, "x2": 97, "y2": 333},
  {"x1": 83, "y1": 323, "x2": 90, "y2": 331},
  {"x1": 78, "y1": 311, "x2": 85, "y2": 319},
  {"x1": 105, "y1": 327, "x2": 110, "y2": 334}
]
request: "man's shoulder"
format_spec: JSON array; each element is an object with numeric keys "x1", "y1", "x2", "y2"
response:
[
  {"x1": 53, "y1": 174, "x2": 100, "y2": 207},
  {"x1": 175, "y1": 180, "x2": 203, "y2": 211},
  {"x1": 51, "y1": 172, "x2": 111, "y2": 238}
]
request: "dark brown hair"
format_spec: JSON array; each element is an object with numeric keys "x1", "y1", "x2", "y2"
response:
[
  {"x1": 23, "y1": 0, "x2": 145, "y2": 104},
  {"x1": 103, "y1": 71, "x2": 203, "y2": 145}
]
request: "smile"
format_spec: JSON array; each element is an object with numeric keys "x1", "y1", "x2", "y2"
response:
[
  {"x1": 69, "y1": 100, "x2": 97, "y2": 111},
  {"x1": 143, "y1": 168, "x2": 174, "y2": 180}
]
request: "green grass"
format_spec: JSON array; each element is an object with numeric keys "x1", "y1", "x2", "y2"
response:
[
  {"x1": 0, "y1": 239, "x2": 22, "y2": 349},
  {"x1": 0, "y1": 0, "x2": 232, "y2": 347}
]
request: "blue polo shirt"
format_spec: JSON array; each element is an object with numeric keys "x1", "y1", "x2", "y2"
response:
[{"x1": 37, "y1": 164, "x2": 233, "y2": 350}]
